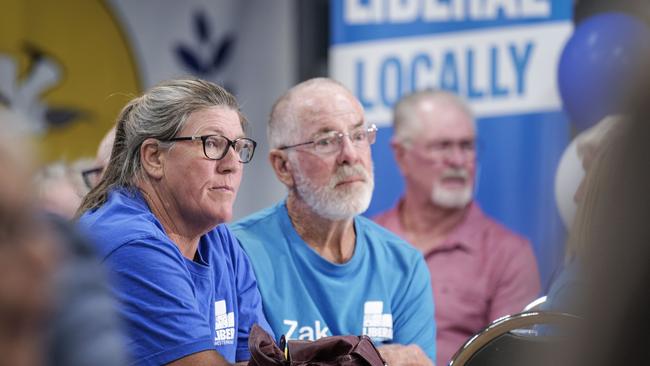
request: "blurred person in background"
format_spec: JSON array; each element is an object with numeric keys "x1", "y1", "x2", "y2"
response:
[
  {"x1": 70, "y1": 158, "x2": 97, "y2": 197},
  {"x1": 35, "y1": 162, "x2": 85, "y2": 219},
  {"x1": 35, "y1": 125, "x2": 116, "y2": 218},
  {"x1": 76, "y1": 78, "x2": 272, "y2": 366},
  {"x1": 81, "y1": 125, "x2": 116, "y2": 191},
  {"x1": 543, "y1": 115, "x2": 624, "y2": 313},
  {"x1": 231, "y1": 78, "x2": 436, "y2": 366},
  {"x1": 373, "y1": 90, "x2": 540, "y2": 366},
  {"x1": 551, "y1": 78, "x2": 650, "y2": 366}
]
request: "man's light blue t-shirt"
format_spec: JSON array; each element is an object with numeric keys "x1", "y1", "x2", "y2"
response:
[{"x1": 230, "y1": 201, "x2": 436, "y2": 361}]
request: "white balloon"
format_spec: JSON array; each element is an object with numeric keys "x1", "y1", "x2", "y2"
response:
[{"x1": 554, "y1": 138, "x2": 584, "y2": 229}]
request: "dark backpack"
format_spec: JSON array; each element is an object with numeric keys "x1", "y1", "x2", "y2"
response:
[{"x1": 248, "y1": 324, "x2": 387, "y2": 366}]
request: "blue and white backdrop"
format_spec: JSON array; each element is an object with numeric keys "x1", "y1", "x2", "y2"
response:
[
  {"x1": 330, "y1": 0, "x2": 573, "y2": 287},
  {"x1": 1, "y1": 0, "x2": 572, "y2": 287}
]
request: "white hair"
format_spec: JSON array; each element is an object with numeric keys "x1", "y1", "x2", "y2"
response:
[{"x1": 393, "y1": 90, "x2": 475, "y2": 145}]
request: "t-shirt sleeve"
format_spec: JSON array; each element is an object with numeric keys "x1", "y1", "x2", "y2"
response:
[
  {"x1": 224, "y1": 230, "x2": 274, "y2": 362},
  {"x1": 391, "y1": 253, "x2": 437, "y2": 362},
  {"x1": 488, "y1": 237, "x2": 542, "y2": 320},
  {"x1": 105, "y1": 238, "x2": 214, "y2": 366}
]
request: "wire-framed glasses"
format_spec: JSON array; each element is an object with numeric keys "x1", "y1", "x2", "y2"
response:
[
  {"x1": 164, "y1": 134, "x2": 257, "y2": 163},
  {"x1": 278, "y1": 124, "x2": 378, "y2": 155}
]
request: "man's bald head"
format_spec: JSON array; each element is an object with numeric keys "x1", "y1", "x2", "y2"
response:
[{"x1": 268, "y1": 78, "x2": 362, "y2": 149}]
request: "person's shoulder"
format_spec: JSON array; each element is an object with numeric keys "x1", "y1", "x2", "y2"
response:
[
  {"x1": 228, "y1": 202, "x2": 283, "y2": 232},
  {"x1": 357, "y1": 216, "x2": 429, "y2": 287},
  {"x1": 207, "y1": 224, "x2": 248, "y2": 257},
  {"x1": 356, "y1": 215, "x2": 423, "y2": 259},
  {"x1": 229, "y1": 202, "x2": 284, "y2": 237},
  {"x1": 228, "y1": 202, "x2": 289, "y2": 255},
  {"x1": 77, "y1": 189, "x2": 169, "y2": 259},
  {"x1": 471, "y1": 204, "x2": 532, "y2": 249},
  {"x1": 228, "y1": 204, "x2": 289, "y2": 272}
]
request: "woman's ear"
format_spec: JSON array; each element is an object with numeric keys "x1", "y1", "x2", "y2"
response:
[
  {"x1": 140, "y1": 138, "x2": 165, "y2": 180},
  {"x1": 269, "y1": 149, "x2": 294, "y2": 188}
]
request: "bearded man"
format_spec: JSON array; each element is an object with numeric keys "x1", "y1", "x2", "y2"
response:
[
  {"x1": 373, "y1": 90, "x2": 541, "y2": 366},
  {"x1": 231, "y1": 78, "x2": 436, "y2": 366}
]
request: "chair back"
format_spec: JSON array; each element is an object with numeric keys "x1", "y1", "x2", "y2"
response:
[
  {"x1": 523, "y1": 295, "x2": 548, "y2": 311},
  {"x1": 448, "y1": 311, "x2": 580, "y2": 366}
]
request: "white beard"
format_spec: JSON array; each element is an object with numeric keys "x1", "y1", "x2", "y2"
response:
[
  {"x1": 431, "y1": 169, "x2": 473, "y2": 209},
  {"x1": 293, "y1": 163, "x2": 374, "y2": 221}
]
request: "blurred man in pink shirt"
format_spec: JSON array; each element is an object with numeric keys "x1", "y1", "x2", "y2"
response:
[{"x1": 373, "y1": 90, "x2": 540, "y2": 366}]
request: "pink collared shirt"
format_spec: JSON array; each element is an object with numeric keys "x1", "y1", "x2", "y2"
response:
[{"x1": 373, "y1": 201, "x2": 540, "y2": 366}]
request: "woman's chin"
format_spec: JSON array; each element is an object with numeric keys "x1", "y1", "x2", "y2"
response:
[{"x1": 211, "y1": 209, "x2": 232, "y2": 225}]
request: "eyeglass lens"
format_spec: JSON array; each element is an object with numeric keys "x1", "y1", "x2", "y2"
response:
[
  {"x1": 312, "y1": 127, "x2": 376, "y2": 154},
  {"x1": 203, "y1": 135, "x2": 255, "y2": 162}
]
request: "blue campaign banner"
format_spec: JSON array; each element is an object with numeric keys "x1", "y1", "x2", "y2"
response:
[
  {"x1": 331, "y1": 0, "x2": 571, "y2": 44},
  {"x1": 330, "y1": 0, "x2": 572, "y2": 288}
]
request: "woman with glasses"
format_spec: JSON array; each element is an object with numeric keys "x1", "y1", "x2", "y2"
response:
[{"x1": 76, "y1": 78, "x2": 272, "y2": 366}]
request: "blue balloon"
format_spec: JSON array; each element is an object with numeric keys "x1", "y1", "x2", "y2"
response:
[{"x1": 558, "y1": 13, "x2": 650, "y2": 131}]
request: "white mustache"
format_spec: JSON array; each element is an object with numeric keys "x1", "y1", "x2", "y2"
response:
[
  {"x1": 441, "y1": 169, "x2": 469, "y2": 180},
  {"x1": 331, "y1": 164, "x2": 369, "y2": 185}
]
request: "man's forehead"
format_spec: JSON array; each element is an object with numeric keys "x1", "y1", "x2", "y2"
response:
[
  {"x1": 293, "y1": 92, "x2": 364, "y2": 132},
  {"x1": 418, "y1": 96, "x2": 469, "y2": 116},
  {"x1": 297, "y1": 110, "x2": 365, "y2": 135},
  {"x1": 417, "y1": 99, "x2": 474, "y2": 133},
  {"x1": 298, "y1": 87, "x2": 360, "y2": 112}
]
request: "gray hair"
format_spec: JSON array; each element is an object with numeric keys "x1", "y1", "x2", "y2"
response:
[
  {"x1": 268, "y1": 77, "x2": 351, "y2": 149},
  {"x1": 393, "y1": 90, "x2": 475, "y2": 145},
  {"x1": 76, "y1": 78, "x2": 246, "y2": 217}
]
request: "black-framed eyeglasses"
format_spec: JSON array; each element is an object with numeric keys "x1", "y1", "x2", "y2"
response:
[
  {"x1": 278, "y1": 124, "x2": 378, "y2": 155},
  {"x1": 164, "y1": 134, "x2": 257, "y2": 163},
  {"x1": 81, "y1": 166, "x2": 104, "y2": 190}
]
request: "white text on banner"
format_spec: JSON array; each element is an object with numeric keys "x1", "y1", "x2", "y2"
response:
[
  {"x1": 344, "y1": 0, "x2": 551, "y2": 24},
  {"x1": 330, "y1": 22, "x2": 572, "y2": 126}
]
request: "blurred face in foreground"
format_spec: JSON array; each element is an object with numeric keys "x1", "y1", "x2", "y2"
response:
[{"x1": 0, "y1": 137, "x2": 57, "y2": 366}]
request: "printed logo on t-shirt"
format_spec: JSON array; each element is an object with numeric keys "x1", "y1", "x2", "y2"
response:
[
  {"x1": 363, "y1": 301, "x2": 393, "y2": 341},
  {"x1": 214, "y1": 300, "x2": 235, "y2": 346}
]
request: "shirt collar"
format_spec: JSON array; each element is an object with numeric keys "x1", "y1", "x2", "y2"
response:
[{"x1": 396, "y1": 199, "x2": 488, "y2": 255}]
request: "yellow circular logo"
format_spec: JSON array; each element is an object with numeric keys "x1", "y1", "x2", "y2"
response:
[{"x1": 0, "y1": 0, "x2": 140, "y2": 162}]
